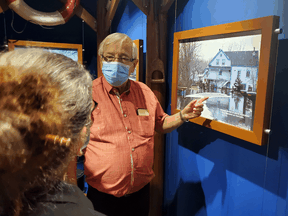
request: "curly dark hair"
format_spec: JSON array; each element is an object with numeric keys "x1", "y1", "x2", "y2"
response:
[{"x1": 0, "y1": 49, "x2": 93, "y2": 216}]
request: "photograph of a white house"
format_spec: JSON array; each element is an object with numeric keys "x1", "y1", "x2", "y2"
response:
[{"x1": 177, "y1": 34, "x2": 261, "y2": 131}]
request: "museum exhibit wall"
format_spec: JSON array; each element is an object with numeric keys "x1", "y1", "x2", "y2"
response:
[
  {"x1": 164, "y1": 0, "x2": 288, "y2": 216},
  {"x1": 112, "y1": 0, "x2": 288, "y2": 216},
  {"x1": 0, "y1": 0, "x2": 98, "y2": 78}
]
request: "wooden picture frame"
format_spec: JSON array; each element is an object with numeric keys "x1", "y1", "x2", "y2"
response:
[
  {"x1": 130, "y1": 39, "x2": 143, "y2": 82},
  {"x1": 8, "y1": 40, "x2": 83, "y2": 64},
  {"x1": 171, "y1": 16, "x2": 280, "y2": 146}
]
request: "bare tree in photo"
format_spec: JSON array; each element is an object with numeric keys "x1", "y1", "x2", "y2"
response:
[{"x1": 178, "y1": 42, "x2": 205, "y2": 109}]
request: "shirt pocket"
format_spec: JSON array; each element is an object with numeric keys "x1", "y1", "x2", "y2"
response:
[{"x1": 134, "y1": 115, "x2": 155, "y2": 137}]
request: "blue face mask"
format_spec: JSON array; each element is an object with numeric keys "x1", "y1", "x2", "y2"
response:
[{"x1": 102, "y1": 62, "x2": 131, "y2": 86}]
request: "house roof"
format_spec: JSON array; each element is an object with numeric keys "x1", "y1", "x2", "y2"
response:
[
  {"x1": 208, "y1": 49, "x2": 230, "y2": 66},
  {"x1": 224, "y1": 50, "x2": 259, "y2": 66}
]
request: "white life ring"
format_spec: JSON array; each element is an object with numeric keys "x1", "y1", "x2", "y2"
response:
[{"x1": 6, "y1": 0, "x2": 80, "y2": 26}]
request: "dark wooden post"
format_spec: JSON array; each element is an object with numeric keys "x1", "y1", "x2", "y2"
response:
[
  {"x1": 146, "y1": 1, "x2": 174, "y2": 215},
  {"x1": 97, "y1": 0, "x2": 109, "y2": 78}
]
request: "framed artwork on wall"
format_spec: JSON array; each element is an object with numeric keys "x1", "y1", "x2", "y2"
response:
[
  {"x1": 171, "y1": 16, "x2": 280, "y2": 146},
  {"x1": 8, "y1": 40, "x2": 83, "y2": 64},
  {"x1": 130, "y1": 39, "x2": 143, "y2": 82}
]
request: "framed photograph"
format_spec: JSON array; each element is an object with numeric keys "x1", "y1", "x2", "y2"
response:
[
  {"x1": 129, "y1": 39, "x2": 143, "y2": 82},
  {"x1": 8, "y1": 40, "x2": 83, "y2": 64},
  {"x1": 171, "y1": 16, "x2": 280, "y2": 146}
]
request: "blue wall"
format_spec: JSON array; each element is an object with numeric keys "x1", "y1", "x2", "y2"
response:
[
  {"x1": 111, "y1": 0, "x2": 147, "y2": 52},
  {"x1": 110, "y1": 0, "x2": 288, "y2": 215},
  {"x1": 164, "y1": 0, "x2": 288, "y2": 216}
]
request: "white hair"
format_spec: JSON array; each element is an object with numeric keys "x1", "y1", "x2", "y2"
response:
[
  {"x1": 98, "y1": 33, "x2": 138, "y2": 60},
  {"x1": 0, "y1": 48, "x2": 93, "y2": 136}
]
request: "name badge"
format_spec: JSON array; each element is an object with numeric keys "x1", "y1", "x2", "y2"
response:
[{"x1": 137, "y1": 108, "x2": 149, "y2": 116}]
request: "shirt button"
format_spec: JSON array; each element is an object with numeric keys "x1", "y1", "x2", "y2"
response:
[
  {"x1": 128, "y1": 131, "x2": 131, "y2": 134},
  {"x1": 132, "y1": 148, "x2": 135, "y2": 152},
  {"x1": 124, "y1": 114, "x2": 127, "y2": 117}
]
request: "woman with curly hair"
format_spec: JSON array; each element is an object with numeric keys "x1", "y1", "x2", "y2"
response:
[{"x1": 0, "y1": 49, "x2": 105, "y2": 216}]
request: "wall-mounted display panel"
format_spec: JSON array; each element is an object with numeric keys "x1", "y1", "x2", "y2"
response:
[
  {"x1": 171, "y1": 16, "x2": 280, "y2": 146},
  {"x1": 8, "y1": 40, "x2": 83, "y2": 64}
]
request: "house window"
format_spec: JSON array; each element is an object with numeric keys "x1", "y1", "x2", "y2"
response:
[
  {"x1": 246, "y1": 70, "x2": 250, "y2": 77},
  {"x1": 220, "y1": 54, "x2": 222, "y2": 57},
  {"x1": 219, "y1": 70, "x2": 222, "y2": 75},
  {"x1": 237, "y1": 70, "x2": 241, "y2": 78},
  {"x1": 222, "y1": 59, "x2": 225, "y2": 65},
  {"x1": 216, "y1": 59, "x2": 219, "y2": 65}
]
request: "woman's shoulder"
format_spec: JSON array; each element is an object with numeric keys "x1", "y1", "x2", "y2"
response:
[{"x1": 33, "y1": 183, "x2": 106, "y2": 216}]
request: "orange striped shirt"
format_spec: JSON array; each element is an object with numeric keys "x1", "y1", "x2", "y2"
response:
[{"x1": 84, "y1": 76, "x2": 168, "y2": 197}]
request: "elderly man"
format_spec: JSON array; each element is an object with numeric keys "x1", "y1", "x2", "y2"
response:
[{"x1": 84, "y1": 33, "x2": 208, "y2": 216}]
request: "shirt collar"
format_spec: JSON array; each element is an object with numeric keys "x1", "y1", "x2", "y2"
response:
[
  {"x1": 102, "y1": 76, "x2": 131, "y2": 95},
  {"x1": 102, "y1": 76, "x2": 113, "y2": 93}
]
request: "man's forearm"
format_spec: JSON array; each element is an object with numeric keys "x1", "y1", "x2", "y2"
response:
[
  {"x1": 161, "y1": 111, "x2": 185, "y2": 134},
  {"x1": 159, "y1": 98, "x2": 207, "y2": 134}
]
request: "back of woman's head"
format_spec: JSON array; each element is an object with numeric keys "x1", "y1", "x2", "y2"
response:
[{"x1": 0, "y1": 48, "x2": 92, "y2": 215}]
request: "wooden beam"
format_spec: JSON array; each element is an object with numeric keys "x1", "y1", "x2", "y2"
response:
[
  {"x1": 75, "y1": 6, "x2": 97, "y2": 32},
  {"x1": 132, "y1": 0, "x2": 148, "y2": 15},
  {"x1": 97, "y1": 0, "x2": 110, "y2": 78},
  {"x1": 105, "y1": 0, "x2": 120, "y2": 31},
  {"x1": 145, "y1": 0, "x2": 175, "y2": 215},
  {"x1": 160, "y1": 0, "x2": 175, "y2": 13},
  {"x1": 60, "y1": 0, "x2": 97, "y2": 32},
  {"x1": 0, "y1": 0, "x2": 8, "y2": 14},
  {"x1": 146, "y1": 1, "x2": 166, "y2": 215}
]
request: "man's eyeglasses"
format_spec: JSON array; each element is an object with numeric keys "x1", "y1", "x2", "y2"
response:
[{"x1": 101, "y1": 55, "x2": 135, "y2": 64}]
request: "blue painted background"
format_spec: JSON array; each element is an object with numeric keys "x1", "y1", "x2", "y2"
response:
[{"x1": 164, "y1": 0, "x2": 288, "y2": 216}]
